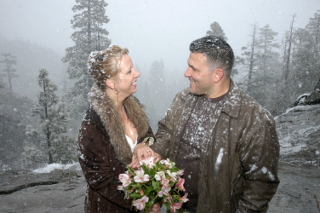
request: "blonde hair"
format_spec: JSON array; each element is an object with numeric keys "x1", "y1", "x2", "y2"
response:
[{"x1": 88, "y1": 45, "x2": 129, "y2": 90}]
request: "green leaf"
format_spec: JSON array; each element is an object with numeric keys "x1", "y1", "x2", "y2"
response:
[
  {"x1": 164, "y1": 202, "x2": 171, "y2": 211},
  {"x1": 129, "y1": 193, "x2": 143, "y2": 199},
  {"x1": 152, "y1": 180, "x2": 161, "y2": 191}
]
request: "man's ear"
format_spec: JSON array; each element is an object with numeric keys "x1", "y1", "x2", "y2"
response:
[
  {"x1": 214, "y1": 68, "x2": 224, "y2": 83},
  {"x1": 105, "y1": 79, "x2": 115, "y2": 90}
]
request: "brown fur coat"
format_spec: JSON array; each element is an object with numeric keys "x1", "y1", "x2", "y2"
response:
[
  {"x1": 89, "y1": 83, "x2": 151, "y2": 165},
  {"x1": 78, "y1": 83, "x2": 154, "y2": 212}
]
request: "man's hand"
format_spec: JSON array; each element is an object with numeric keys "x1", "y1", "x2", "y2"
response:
[
  {"x1": 147, "y1": 204, "x2": 161, "y2": 213},
  {"x1": 129, "y1": 144, "x2": 161, "y2": 169}
]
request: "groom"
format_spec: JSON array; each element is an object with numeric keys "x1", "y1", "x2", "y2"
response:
[{"x1": 132, "y1": 35, "x2": 280, "y2": 213}]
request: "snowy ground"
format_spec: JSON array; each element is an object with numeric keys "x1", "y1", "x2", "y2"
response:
[
  {"x1": 1, "y1": 162, "x2": 320, "y2": 213},
  {"x1": 1, "y1": 105, "x2": 319, "y2": 212}
]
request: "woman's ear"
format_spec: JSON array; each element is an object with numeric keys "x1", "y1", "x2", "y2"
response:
[{"x1": 105, "y1": 79, "x2": 115, "y2": 90}]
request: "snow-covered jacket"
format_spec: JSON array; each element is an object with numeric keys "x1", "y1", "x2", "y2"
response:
[
  {"x1": 151, "y1": 80, "x2": 280, "y2": 213},
  {"x1": 78, "y1": 84, "x2": 154, "y2": 213}
]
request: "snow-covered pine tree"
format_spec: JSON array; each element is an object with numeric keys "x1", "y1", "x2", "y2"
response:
[
  {"x1": 146, "y1": 60, "x2": 169, "y2": 129},
  {"x1": 237, "y1": 24, "x2": 281, "y2": 112},
  {"x1": 236, "y1": 23, "x2": 258, "y2": 92},
  {"x1": 205, "y1": 21, "x2": 241, "y2": 77},
  {"x1": 62, "y1": 0, "x2": 110, "y2": 125},
  {"x1": 290, "y1": 11, "x2": 320, "y2": 100},
  {"x1": 206, "y1": 21, "x2": 228, "y2": 41},
  {"x1": 0, "y1": 53, "x2": 18, "y2": 92},
  {"x1": 29, "y1": 68, "x2": 76, "y2": 164},
  {"x1": 251, "y1": 24, "x2": 281, "y2": 109}
]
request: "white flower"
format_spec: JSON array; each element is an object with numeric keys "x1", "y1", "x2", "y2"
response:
[
  {"x1": 140, "y1": 156, "x2": 156, "y2": 168},
  {"x1": 166, "y1": 170, "x2": 178, "y2": 181},
  {"x1": 155, "y1": 171, "x2": 166, "y2": 181},
  {"x1": 134, "y1": 169, "x2": 150, "y2": 183},
  {"x1": 160, "y1": 159, "x2": 173, "y2": 168}
]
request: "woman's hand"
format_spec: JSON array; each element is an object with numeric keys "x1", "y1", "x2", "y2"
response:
[
  {"x1": 129, "y1": 144, "x2": 161, "y2": 169},
  {"x1": 135, "y1": 143, "x2": 154, "y2": 161}
]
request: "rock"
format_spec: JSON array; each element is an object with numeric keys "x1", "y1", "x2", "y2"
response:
[
  {"x1": 0, "y1": 164, "x2": 319, "y2": 213},
  {"x1": 292, "y1": 78, "x2": 320, "y2": 106},
  {"x1": 305, "y1": 90, "x2": 320, "y2": 105},
  {"x1": 275, "y1": 105, "x2": 320, "y2": 167},
  {"x1": 268, "y1": 162, "x2": 320, "y2": 213},
  {"x1": 0, "y1": 168, "x2": 86, "y2": 213},
  {"x1": 314, "y1": 78, "x2": 320, "y2": 92},
  {"x1": 1, "y1": 102, "x2": 320, "y2": 212}
]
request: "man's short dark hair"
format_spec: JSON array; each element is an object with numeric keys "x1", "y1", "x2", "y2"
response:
[{"x1": 189, "y1": 36, "x2": 234, "y2": 75}]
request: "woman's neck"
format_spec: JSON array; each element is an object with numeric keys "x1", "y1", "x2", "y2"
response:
[
  {"x1": 105, "y1": 88, "x2": 126, "y2": 110},
  {"x1": 105, "y1": 87, "x2": 137, "y2": 141}
]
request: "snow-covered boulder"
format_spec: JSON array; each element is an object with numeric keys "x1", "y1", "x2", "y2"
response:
[{"x1": 275, "y1": 104, "x2": 320, "y2": 167}]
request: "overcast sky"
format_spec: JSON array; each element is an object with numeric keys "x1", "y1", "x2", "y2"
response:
[{"x1": 1, "y1": 0, "x2": 319, "y2": 75}]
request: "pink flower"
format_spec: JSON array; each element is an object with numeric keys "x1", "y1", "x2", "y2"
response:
[
  {"x1": 177, "y1": 169, "x2": 184, "y2": 176},
  {"x1": 134, "y1": 169, "x2": 150, "y2": 183},
  {"x1": 155, "y1": 171, "x2": 165, "y2": 181},
  {"x1": 160, "y1": 159, "x2": 173, "y2": 168},
  {"x1": 158, "y1": 188, "x2": 169, "y2": 197},
  {"x1": 117, "y1": 185, "x2": 123, "y2": 190},
  {"x1": 119, "y1": 173, "x2": 132, "y2": 187},
  {"x1": 175, "y1": 178, "x2": 186, "y2": 191},
  {"x1": 170, "y1": 202, "x2": 182, "y2": 212},
  {"x1": 161, "y1": 184, "x2": 171, "y2": 193},
  {"x1": 140, "y1": 156, "x2": 156, "y2": 168},
  {"x1": 180, "y1": 193, "x2": 189, "y2": 203},
  {"x1": 163, "y1": 193, "x2": 172, "y2": 203},
  {"x1": 133, "y1": 196, "x2": 149, "y2": 210},
  {"x1": 160, "y1": 178, "x2": 170, "y2": 186},
  {"x1": 118, "y1": 158, "x2": 188, "y2": 212},
  {"x1": 158, "y1": 182, "x2": 172, "y2": 197},
  {"x1": 166, "y1": 170, "x2": 178, "y2": 181}
]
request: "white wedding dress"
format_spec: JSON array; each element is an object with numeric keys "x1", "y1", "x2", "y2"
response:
[{"x1": 125, "y1": 135, "x2": 137, "y2": 153}]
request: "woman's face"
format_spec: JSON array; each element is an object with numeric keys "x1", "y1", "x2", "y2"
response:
[{"x1": 116, "y1": 54, "x2": 140, "y2": 97}]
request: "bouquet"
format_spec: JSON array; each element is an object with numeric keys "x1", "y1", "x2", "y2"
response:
[{"x1": 118, "y1": 157, "x2": 189, "y2": 212}]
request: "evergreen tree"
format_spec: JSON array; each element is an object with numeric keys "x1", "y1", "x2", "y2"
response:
[
  {"x1": 256, "y1": 25, "x2": 280, "y2": 75},
  {"x1": 62, "y1": 0, "x2": 110, "y2": 123},
  {"x1": 237, "y1": 24, "x2": 281, "y2": 113},
  {"x1": 251, "y1": 25, "x2": 281, "y2": 109},
  {"x1": 206, "y1": 21, "x2": 228, "y2": 41},
  {"x1": 0, "y1": 53, "x2": 18, "y2": 92},
  {"x1": 206, "y1": 22, "x2": 240, "y2": 76},
  {"x1": 274, "y1": 15, "x2": 296, "y2": 113},
  {"x1": 237, "y1": 23, "x2": 258, "y2": 91},
  {"x1": 146, "y1": 60, "x2": 168, "y2": 130},
  {"x1": 28, "y1": 69, "x2": 76, "y2": 164},
  {"x1": 290, "y1": 11, "x2": 320, "y2": 101}
]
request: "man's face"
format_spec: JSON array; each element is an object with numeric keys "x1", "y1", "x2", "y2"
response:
[{"x1": 184, "y1": 52, "x2": 216, "y2": 97}]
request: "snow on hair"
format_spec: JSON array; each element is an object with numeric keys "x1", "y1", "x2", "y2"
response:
[
  {"x1": 88, "y1": 45, "x2": 129, "y2": 89},
  {"x1": 189, "y1": 36, "x2": 234, "y2": 75}
]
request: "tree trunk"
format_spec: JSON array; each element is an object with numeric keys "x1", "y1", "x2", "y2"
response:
[{"x1": 248, "y1": 23, "x2": 257, "y2": 93}]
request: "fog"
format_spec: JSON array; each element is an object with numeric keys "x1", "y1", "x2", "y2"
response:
[
  {"x1": 1, "y1": 0, "x2": 319, "y2": 79},
  {"x1": 1, "y1": 2, "x2": 320, "y2": 212},
  {"x1": 1, "y1": 0, "x2": 319, "y2": 135}
]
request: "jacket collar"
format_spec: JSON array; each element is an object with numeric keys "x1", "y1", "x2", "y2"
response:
[
  {"x1": 183, "y1": 79, "x2": 242, "y2": 119},
  {"x1": 220, "y1": 80, "x2": 241, "y2": 119},
  {"x1": 88, "y1": 83, "x2": 149, "y2": 165}
]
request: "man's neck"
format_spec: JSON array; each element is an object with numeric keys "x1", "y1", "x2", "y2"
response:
[{"x1": 207, "y1": 78, "x2": 230, "y2": 98}]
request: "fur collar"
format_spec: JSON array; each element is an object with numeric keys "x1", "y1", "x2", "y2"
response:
[{"x1": 89, "y1": 83, "x2": 149, "y2": 165}]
